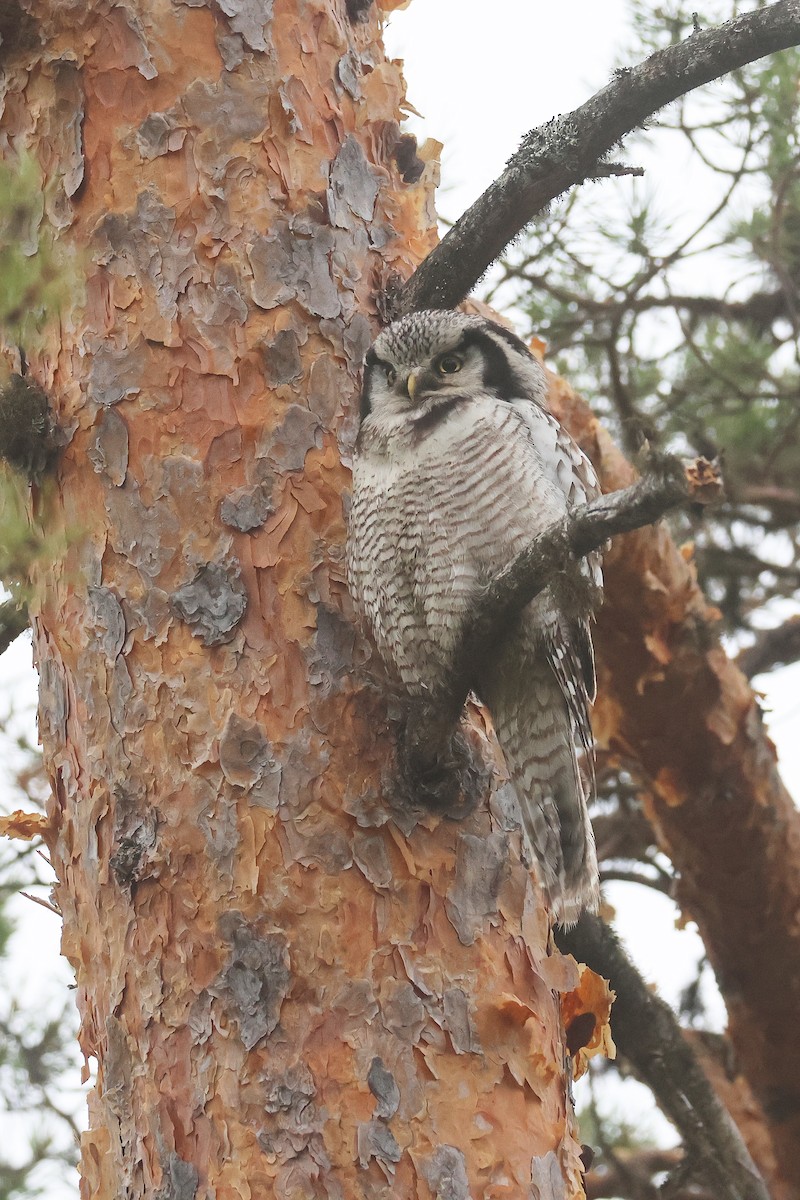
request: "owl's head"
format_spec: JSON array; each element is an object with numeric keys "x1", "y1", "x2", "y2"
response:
[{"x1": 359, "y1": 310, "x2": 548, "y2": 423}]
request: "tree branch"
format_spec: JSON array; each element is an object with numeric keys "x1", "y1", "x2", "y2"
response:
[
  {"x1": 0, "y1": 597, "x2": 28, "y2": 656},
  {"x1": 397, "y1": 1, "x2": 800, "y2": 313},
  {"x1": 737, "y1": 615, "x2": 800, "y2": 678},
  {"x1": 404, "y1": 455, "x2": 722, "y2": 781},
  {"x1": 547, "y1": 374, "x2": 800, "y2": 1189},
  {"x1": 557, "y1": 914, "x2": 771, "y2": 1200}
]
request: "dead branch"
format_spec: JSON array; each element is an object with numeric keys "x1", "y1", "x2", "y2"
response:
[
  {"x1": 737, "y1": 615, "x2": 800, "y2": 678},
  {"x1": 0, "y1": 597, "x2": 29, "y2": 657},
  {"x1": 557, "y1": 914, "x2": 770, "y2": 1200},
  {"x1": 548, "y1": 373, "x2": 800, "y2": 1189},
  {"x1": 404, "y1": 455, "x2": 722, "y2": 779},
  {"x1": 397, "y1": 1, "x2": 800, "y2": 313}
]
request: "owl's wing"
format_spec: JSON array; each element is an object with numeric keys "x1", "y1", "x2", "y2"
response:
[{"x1": 510, "y1": 397, "x2": 602, "y2": 724}]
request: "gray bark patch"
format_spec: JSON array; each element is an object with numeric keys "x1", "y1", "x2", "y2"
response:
[
  {"x1": 213, "y1": 915, "x2": 290, "y2": 1050},
  {"x1": 422, "y1": 1145, "x2": 473, "y2": 1200},
  {"x1": 443, "y1": 987, "x2": 481, "y2": 1055},
  {"x1": 262, "y1": 404, "x2": 321, "y2": 472},
  {"x1": 220, "y1": 480, "x2": 274, "y2": 532},
  {"x1": 353, "y1": 832, "x2": 392, "y2": 889},
  {"x1": 171, "y1": 563, "x2": 247, "y2": 645},
  {"x1": 88, "y1": 339, "x2": 148, "y2": 407},
  {"x1": 249, "y1": 226, "x2": 341, "y2": 319},
  {"x1": 158, "y1": 1153, "x2": 198, "y2": 1200},
  {"x1": 88, "y1": 408, "x2": 129, "y2": 485},
  {"x1": 88, "y1": 587, "x2": 126, "y2": 661},
  {"x1": 217, "y1": 0, "x2": 274, "y2": 51},
  {"x1": 262, "y1": 328, "x2": 303, "y2": 385},
  {"x1": 445, "y1": 832, "x2": 508, "y2": 946},
  {"x1": 357, "y1": 1118, "x2": 401, "y2": 1174},
  {"x1": 219, "y1": 712, "x2": 280, "y2": 802},
  {"x1": 529, "y1": 1151, "x2": 567, "y2": 1200},
  {"x1": 367, "y1": 1057, "x2": 400, "y2": 1119},
  {"x1": 327, "y1": 135, "x2": 380, "y2": 229},
  {"x1": 136, "y1": 112, "x2": 187, "y2": 159}
]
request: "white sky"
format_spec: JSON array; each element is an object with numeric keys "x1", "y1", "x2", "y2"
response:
[{"x1": 2, "y1": 1, "x2": 798, "y2": 1192}]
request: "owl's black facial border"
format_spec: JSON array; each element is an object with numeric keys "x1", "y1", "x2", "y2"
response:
[
  {"x1": 360, "y1": 348, "x2": 381, "y2": 419},
  {"x1": 457, "y1": 328, "x2": 534, "y2": 402}
]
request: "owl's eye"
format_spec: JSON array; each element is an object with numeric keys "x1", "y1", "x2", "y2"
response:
[
  {"x1": 386, "y1": 367, "x2": 397, "y2": 386},
  {"x1": 438, "y1": 354, "x2": 462, "y2": 375}
]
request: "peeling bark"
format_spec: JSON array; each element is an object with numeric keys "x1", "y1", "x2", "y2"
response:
[
  {"x1": 548, "y1": 373, "x2": 800, "y2": 1192},
  {"x1": 6, "y1": 2, "x2": 597, "y2": 1196}
]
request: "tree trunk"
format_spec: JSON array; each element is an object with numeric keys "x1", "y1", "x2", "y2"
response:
[
  {"x1": 8, "y1": 2, "x2": 598, "y2": 1195},
  {"x1": 548, "y1": 372, "x2": 800, "y2": 1193}
]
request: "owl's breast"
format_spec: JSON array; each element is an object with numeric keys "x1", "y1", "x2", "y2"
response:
[{"x1": 347, "y1": 399, "x2": 568, "y2": 692}]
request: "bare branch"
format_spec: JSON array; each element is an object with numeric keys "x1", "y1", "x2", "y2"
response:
[
  {"x1": 397, "y1": 1, "x2": 800, "y2": 313},
  {"x1": 462, "y1": 456, "x2": 720, "y2": 672},
  {"x1": 0, "y1": 597, "x2": 29, "y2": 656},
  {"x1": 557, "y1": 914, "x2": 771, "y2": 1200},
  {"x1": 737, "y1": 615, "x2": 800, "y2": 678},
  {"x1": 404, "y1": 456, "x2": 722, "y2": 780}
]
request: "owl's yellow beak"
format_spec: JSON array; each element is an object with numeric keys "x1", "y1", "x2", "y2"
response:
[{"x1": 406, "y1": 371, "x2": 419, "y2": 401}]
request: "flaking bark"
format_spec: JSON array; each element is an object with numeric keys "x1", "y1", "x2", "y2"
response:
[
  {"x1": 7, "y1": 2, "x2": 598, "y2": 1197},
  {"x1": 548, "y1": 373, "x2": 800, "y2": 1190}
]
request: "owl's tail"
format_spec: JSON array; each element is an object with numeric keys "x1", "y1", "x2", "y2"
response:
[{"x1": 483, "y1": 656, "x2": 599, "y2": 926}]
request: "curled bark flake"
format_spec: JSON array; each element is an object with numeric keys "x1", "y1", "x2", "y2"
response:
[
  {"x1": 217, "y1": 0, "x2": 274, "y2": 52},
  {"x1": 109, "y1": 786, "x2": 160, "y2": 889},
  {"x1": 48, "y1": 60, "x2": 85, "y2": 224},
  {"x1": 213, "y1": 914, "x2": 290, "y2": 1050},
  {"x1": 87, "y1": 339, "x2": 148, "y2": 408},
  {"x1": 171, "y1": 563, "x2": 247, "y2": 646},
  {"x1": 442, "y1": 987, "x2": 481, "y2": 1055},
  {"x1": 336, "y1": 50, "x2": 362, "y2": 100},
  {"x1": 38, "y1": 656, "x2": 69, "y2": 746},
  {"x1": 262, "y1": 404, "x2": 321, "y2": 472},
  {"x1": 306, "y1": 604, "x2": 360, "y2": 698},
  {"x1": 352, "y1": 831, "x2": 392, "y2": 889},
  {"x1": 381, "y1": 979, "x2": 426, "y2": 1044},
  {"x1": 529, "y1": 1151, "x2": 566, "y2": 1200},
  {"x1": 136, "y1": 112, "x2": 187, "y2": 159}
]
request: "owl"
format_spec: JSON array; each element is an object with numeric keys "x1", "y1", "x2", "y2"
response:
[{"x1": 346, "y1": 309, "x2": 602, "y2": 924}]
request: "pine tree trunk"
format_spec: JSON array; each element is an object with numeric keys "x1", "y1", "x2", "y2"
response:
[{"x1": 6, "y1": 2, "x2": 598, "y2": 1195}]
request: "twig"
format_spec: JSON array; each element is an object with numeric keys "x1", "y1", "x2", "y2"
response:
[
  {"x1": 397, "y1": 1, "x2": 800, "y2": 313},
  {"x1": 556, "y1": 914, "x2": 771, "y2": 1200},
  {"x1": 20, "y1": 890, "x2": 61, "y2": 916}
]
